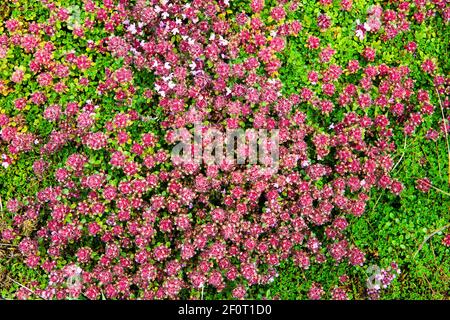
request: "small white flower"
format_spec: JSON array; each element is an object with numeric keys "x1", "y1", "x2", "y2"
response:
[
  {"x1": 161, "y1": 12, "x2": 169, "y2": 19},
  {"x1": 2, "y1": 162, "x2": 9, "y2": 168},
  {"x1": 171, "y1": 27, "x2": 179, "y2": 35},
  {"x1": 356, "y1": 29, "x2": 365, "y2": 40},
  {"x1": 209, "y1": 33, "x2": 216, "y2": 41}
]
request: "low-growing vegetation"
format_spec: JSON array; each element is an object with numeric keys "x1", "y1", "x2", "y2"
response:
[{"x1": 0, "y1": 0, "x2": 449, "y2": 300}]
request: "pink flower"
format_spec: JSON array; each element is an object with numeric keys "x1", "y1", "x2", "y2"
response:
[
  {"x1": 232, "y1": 285, "x2": 247, "y2": 299},
  {"x1": 317, "y1": 14, "x2": 332, "y2": 30},
  {"x1": 11, "y1": 69, "x2": 25, "y2": 83},
  {"x1": 362, "y1": 47, "x2": 376, "y2": 61},
  {"x1": 331, "y1": 288, "x2": 348, "y2": 300},
  {"x1": 43, "y1": 105, "x2": 62, "y2": 121},
  {"x1": 421, "y1": 59, "x2": 436, "y2": 74},
  {"x1": 270, "y1": 7, "x2": 286, "y2": 22},
  {"x1": 307, "y1": 36, "x2": 320, "y2": 49},
  {"x1": 250, "y1": 0, "x2": 264, "y2": 13},
  {"x1": 308, "y1": 283, "x2": 324, "y2": 300},
  {"x1": 442, "y1": 234, "x2": 450, "y2": 247}
]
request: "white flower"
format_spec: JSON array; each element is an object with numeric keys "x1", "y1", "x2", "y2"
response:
[
  {"x1": 161, "y1": 12, "x2": 169, "y2": 19},
  {"x1": 168, "y1": 81, "x2": 176, "y2": 89},
  {"x1": 209, "y1": 33, "x2": 216, "y2": 41},
  {"x1": 127, "y1": 23, "x2": 137, "y2": 34},
  {"x1": 171, "y1": 27, "x2": 179, "y2": 35},
  {"x1": 2, "y1": 162, "x2": 9, "y2": 168}
]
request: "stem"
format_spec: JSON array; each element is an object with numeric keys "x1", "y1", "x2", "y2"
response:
[{"x1": 429, "y1": 184, "x2": 450, "y2": 197}]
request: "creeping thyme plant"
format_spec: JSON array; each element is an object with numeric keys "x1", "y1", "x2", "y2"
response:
[{"x1": 0, "y1": 0, "x2": 449, "y2": 300}]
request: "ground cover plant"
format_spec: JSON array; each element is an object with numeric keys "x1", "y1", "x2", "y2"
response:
[{"x1": 0, "y1": 0, "x2": 449, "y2": 300}]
